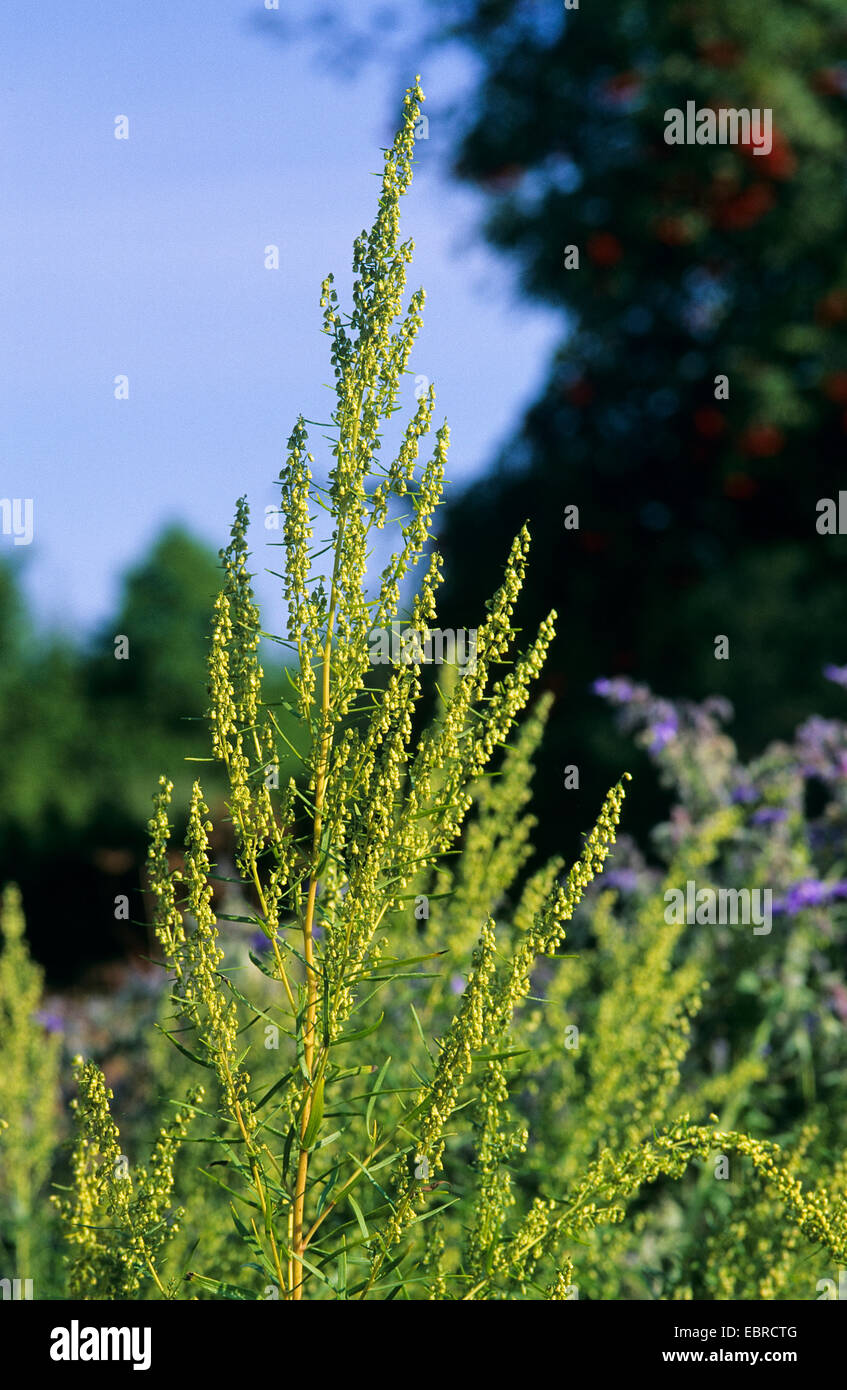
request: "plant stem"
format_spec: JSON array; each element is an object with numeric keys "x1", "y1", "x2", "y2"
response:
[
  {"x1": 291, "y1": 393, "x2": 363, "y2": 1297},
  {"x1": 291, "y1": 620, "x2": 333, "y2": 1295}
]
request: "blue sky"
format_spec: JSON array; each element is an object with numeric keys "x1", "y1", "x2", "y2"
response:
[{"x1": 0, "y1": 1, "x2": 560, "y2": 637}]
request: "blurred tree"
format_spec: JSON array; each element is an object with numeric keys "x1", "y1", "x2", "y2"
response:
[
  {"x1": 86, "y1": 526, "x2": 221, "y2": 731},
  {"x1": 413, "y1": 0, "x2": 847, "y2": 856},
  {"x1": 0, "y1": 562, "x2": 26, "y2": 701},
  {"x1": 0, "y1": 530, "x2": 225, "y2": 981},
  {"x1": 0, "y1": 525, "x2": 303, "y2": 982}
]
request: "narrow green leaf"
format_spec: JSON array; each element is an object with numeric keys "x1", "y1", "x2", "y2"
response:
[
  {"x1": 156, "y1": 1027, "x2": 214, "y2": 1071},
  {"x1": 303, "y1": 1076, "x2": 325, "y2": 1149},
  {"x1": 282, "y1": 1125, "x2": 296, "y2": 1182},
  {"x1": 356, "y1": 951, "x2": 447, "y2": 978},
  {"x1": 316, "y1": 1164, "x2": 340, "y2": 1218},
  {"x1": 254, "y1": 1067, "x2": 296, "y2": 1112},
  {"x1": 409, "y1": 1004, "x2": 434, "y2": 1061},
  {"x1": 366, "y1": 1056, "x2": 392, "y2": 1141},
  {"x1": 348, "y1": 1194, "x2": 370, "y2": 1242},
  {"x1": 333, "y1": 1013, "x2": 385, "y2": 1047}
]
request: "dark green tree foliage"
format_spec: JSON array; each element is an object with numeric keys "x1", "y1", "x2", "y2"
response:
[
  {"x1": 0, "y1": 532, "x2": 226, "y2": 981},
  {"x1": 427, "y1": 0, "x2": 847, "y2": 852},
  {"x1": 87, "y1": 526, "x2": 222, "y2": 732}
]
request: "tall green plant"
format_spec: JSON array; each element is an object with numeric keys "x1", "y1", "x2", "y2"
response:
[{"x1": 51, "y1": 80, "x2": 847, "y2": 1301}]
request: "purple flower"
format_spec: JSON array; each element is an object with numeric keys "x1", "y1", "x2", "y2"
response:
[
  {"x1": 591, "y1": 676, "x2": 636, "y2": 704},
  {"x1": 795, "y1": 715, "x2": 847, "y2": 784},
  {"x1": 731, "y1": 785, "x2": 758, "y2": 804},
  {"x1": 32, "y1": 1009, "x2": 64, "y2": 1034},
  {"x1": 823, "y1": 663, "x2": 847, "y2": 689},
  {"x1": 648, "y1": 717, "x2": 677, "y2": 752},
  {"x1": 604, "y1": 868, "x2": 639, "y2": 893},
  {"x1": 777, "y1": 878, "x2": 847, "y2": 915},
  {"x1": 641, "y1": 699, "x2": 679, "y2": 753},
  {"x1": 787, "y1": 880, "x2": 829, "y2": 911},
  {"x1": 249, "y1": 931, "x2": 271, "y2": 955},
  {"x1": 450, "y1": 974, "x2": 466, "y2": 995},
  {"x1": 751, "y1": 807, "x2": 787, "y2": 825}
]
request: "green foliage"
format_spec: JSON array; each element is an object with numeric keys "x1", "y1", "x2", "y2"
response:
[
  {"x1": 0, "y1": 526, "x2": 302, "y2": 984},
  {"x1": 8, "y1": 78, "x2": 847, "y2": 1301},
  {"x1": 87, "y1": 526, "x2": 222, "y2": 730},
  {"x1": 0, "y1": 528, "x2": 224, "y2": 842},
  {"x1": 0, "y1": 885, "x2": 60, "y2": 1286},
  {"x1": 50, "y1": 1060, "x2": 201, "y2": 1300}
]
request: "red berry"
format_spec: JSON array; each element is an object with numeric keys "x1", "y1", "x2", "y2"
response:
[
  {"x1": 724, "y1": 472, "x2": 758, "y2": 499},
  {"x1": 694, "y1": 408, "x2": 727, "y2": 438},
  {"x1": 740, "y1": 425, "x2": 784, "y2": 457},
  {"x1": 713, "y1": 184, "x2": 775, "y2": 230},
  {"x1": 698, "y1": 40, "x2": 742, "y2": 68},
  {"x1": 740, "y1": 128, "x2": 796, "y2": 180},
  {"x1": 655, "y1": 216, "x2": 692, "y2": 246},
  {"x1": 824, "y1": 372, "x2": 847, "y2": 404},
  {"x1": 587, "y1": 232, "x2": 623, "y2": 267},
  {"x1": 816, "y1": 290, "x2": 847, "y2": 324}
]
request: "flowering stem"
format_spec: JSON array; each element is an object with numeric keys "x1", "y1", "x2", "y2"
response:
[{"x1": 292, "y1": 396, "x2": 362, "y2": 1296}]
